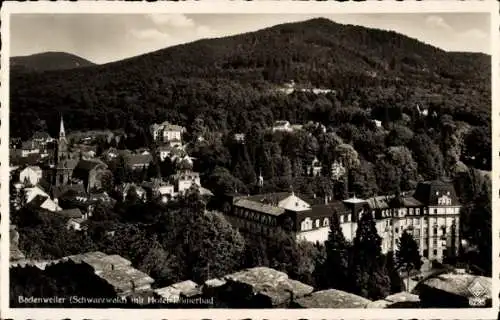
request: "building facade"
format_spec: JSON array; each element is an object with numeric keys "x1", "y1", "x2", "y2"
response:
[{"x1": 225, "y1": 180, "x2": 460, "y2": 262}]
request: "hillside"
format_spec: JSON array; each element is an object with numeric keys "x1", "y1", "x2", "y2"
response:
[
  {"x1": 10, "y1": 18, "x2": 490, "y2": 139},
  {"x1": 10, "y1": 51, "x2": 95, "y2": 72}
]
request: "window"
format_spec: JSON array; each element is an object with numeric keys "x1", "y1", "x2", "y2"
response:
[
  {"x1": 323, "y1": 218, "x2": 329, "y2": 227},
  {"x1": 301, "y1": 218, "x2": 312, "y2": 231},
  {"x1": 433, "y1": 249, "x2": 437, "y2": 256},
  {"x1": 415, "y1": 218, "x2": 420, "y2": 226},
  {"x1": 409, "y1": 208, "x2": 414, "y2": 215},
  {"x1": 415, "y1": 229, "x2": 420, "y2": 237},
  {"x1": 433, "y1": 239, "x2": 437, "y2": 246},
  {"x1": 315, "y1": 219, "x2": 320, "y2": 228},
  {"x1": 416, "y1": 208, "x2": 420, "y2": 215},
  {"x1": 433, "y1": 227, "x2": 438, "y2": 235},
  {"x1": 434, "y1": 209, "x2": 438, "y2": 214},
  {"x1": 423, "y1": 249, "x2": 429, "y2": 257},
  {"x1": 340, "y1": 215, "x2": 344, "y2": 223},
  {"x1": 395, "y1": 227, "x2": 399, "y2": 234}
]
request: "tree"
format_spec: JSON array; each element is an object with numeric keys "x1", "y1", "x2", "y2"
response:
[
  {"x1": 322, "y1": 212, "x2": 350, "y2": 290},
  {"x1": 395, "y1": 231, "x2": 422, "y2": 291},
  {"x1": 349, "y1": 207, "x2": 391, "y2": 300},
  {"x1": 335, "y1": 143, "x2": 360, "y2": 195},
  {"x1": 385, "y1": 251, "x2": 405, "y2": 293},
  {"x1": 184, "y1": 211, "x2": 245, "y2": 283},
  {"x1": 410, "y1": 133, "x2": 444, "y2": 181}
]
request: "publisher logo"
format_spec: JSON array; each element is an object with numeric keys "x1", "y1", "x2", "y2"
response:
[{"x1": 468, "y1": 278, "x2": 487, "y2": 307}]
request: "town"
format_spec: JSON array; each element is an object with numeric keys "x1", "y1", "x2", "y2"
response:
[{"x1": 9, "y1": 113, "x2": 492, "y2": 308}]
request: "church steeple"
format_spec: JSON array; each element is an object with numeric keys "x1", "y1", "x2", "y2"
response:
[
  {"x1": 59, "y1": 115, "x2": 66, "y2": 139},
  {"x1": 56, "y1": 115, "x2": 69, "y2": 164}
]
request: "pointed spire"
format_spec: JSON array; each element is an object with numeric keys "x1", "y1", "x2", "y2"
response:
[{"x1": 59, "y1": 115, "x2": 66, "y2": 139}]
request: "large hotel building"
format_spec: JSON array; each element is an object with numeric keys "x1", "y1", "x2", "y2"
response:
[{"x1": 223, "y1": 180, "x2": 460, "y2": 262}]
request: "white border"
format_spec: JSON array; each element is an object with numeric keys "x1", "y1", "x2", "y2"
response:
[{"x1": 1, "y1": 1, "x2": 498, "y2": 319}]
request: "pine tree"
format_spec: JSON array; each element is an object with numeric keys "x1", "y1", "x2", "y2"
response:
[
  {"x1": 322, "y1": 211, "x2": 350, "y2": 291},
  {"x1": 395, "y1": 231, "x2": 422, "y2": 291},
  {"x1": 385, "y1": 251, "x2": 405, "y2": 293},
  {"x1": 350, "y1": 206, "x2": 391, "y2": 300}
]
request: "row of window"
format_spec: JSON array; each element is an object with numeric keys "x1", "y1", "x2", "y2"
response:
[
  {"x1": 301, "y1": 217, "x2": 329, "y2": 231},
  {"x1": 233, "y1": 207, "x2": 277, "y2": 226}
]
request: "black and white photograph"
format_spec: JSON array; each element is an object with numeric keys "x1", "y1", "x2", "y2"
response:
[{"x1": 1, "y1": 1, "x2": 497, "y2": 319}]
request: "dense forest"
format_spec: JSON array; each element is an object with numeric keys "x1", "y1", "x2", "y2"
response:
[
  {"x1": 10, "y1": 52, "x2": 96, "y2": 73},
  {"x1": 11, "y1": 18, "x2": 490, "y2": 140}
]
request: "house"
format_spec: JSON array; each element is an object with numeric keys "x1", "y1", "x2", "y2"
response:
[
  {"x1": 21, "y1": 140, "x2": 40, "y2": 157},
  {"x1": 118, "y1": 183, "x2": 147, "y2": 202},
  {"x1": 51, "y1": 183, "x2": 87, "y2": 201},
  {"x1": 272, "y1": 121, "x2": 292, "y2": 132},
  {"x1": 67, "y1": 217, "x2": 87, "y2": 231},
  {"x1": 72, "y1": 159, "x2": 109, "y2": 193},
  {"x1": 24, "y1": 185, "x2": 51, "y2": 203},
  {"x1": 135, "y1": 148, "x2": 151, "y2": 156},
  {"x1": 31, "y1": 131, "x2": 54, "y2": 145},
  {"x1": 19, "y1": 166, "x2": 43, "y2": 186},
  {"x1": 234, "y1": 133, "x2": 246, "y2": 143},
  {"x1": 89, "y1": 191, "x2": 115, "y2": 205},
  {"x1": 56, "y1": 208, "x2": 86, "y2": 231},
  {"x1": 125, "y1": 154, "x2": 153, "y2": 170},
  {"x1": 170, "y1": 171, "x2": 201, "y2": 194},
  {"x1": 142, "y1": 179, "x2": 176, "y2": 202},
  {"x1": 27, "y1": 194, "x2": 62, "y2": 212},
  {"x1": 306, "y1": 158, "x2": 322, "y2": 177},
  {"x1": 150, "y1": 121, "x2": 186, "y2": 144},
  {"x1": 58, "y1": 194, "x2": 97, "y2": 218}
]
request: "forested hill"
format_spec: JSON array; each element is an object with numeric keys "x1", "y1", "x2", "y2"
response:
[
  {"x1": 10, "y1": 52, "x2": 95, "y2": 73},
  {"x1": 10, "y1": 17, "x2": 490, "y2": 139}
]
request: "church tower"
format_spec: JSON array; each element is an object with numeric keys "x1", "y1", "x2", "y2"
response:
[{"x1": 56, "y1": 116, "x2": 69, "y2": 163}]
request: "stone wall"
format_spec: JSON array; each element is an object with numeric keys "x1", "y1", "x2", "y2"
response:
[{"x1": 9, "y1": 251, "x2": 493, "y2": 309}]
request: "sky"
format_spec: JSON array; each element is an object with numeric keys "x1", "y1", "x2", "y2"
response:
[{"x1": 10, "y1": 13, "x2": 491, "y2": 64}]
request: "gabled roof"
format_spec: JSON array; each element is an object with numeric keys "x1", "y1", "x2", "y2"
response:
[
  {"x1": 27, "y1": 194, "x2": 49, "y2": 209},
  {"x1": 278, "y1": 193, "x2": 311, "y2": 212}
]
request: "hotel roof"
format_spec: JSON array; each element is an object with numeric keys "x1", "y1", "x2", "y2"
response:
[{"x1": 234, "y1": 199, "x2": 285, "y2": 216}]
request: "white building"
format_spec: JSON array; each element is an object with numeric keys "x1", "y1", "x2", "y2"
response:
[
  {"x1": 19, "y1": 166, "x2": 43, "y2": 186},
  {"x1": 150, "y1": 121, "x2": 186, "y2": 144}
]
